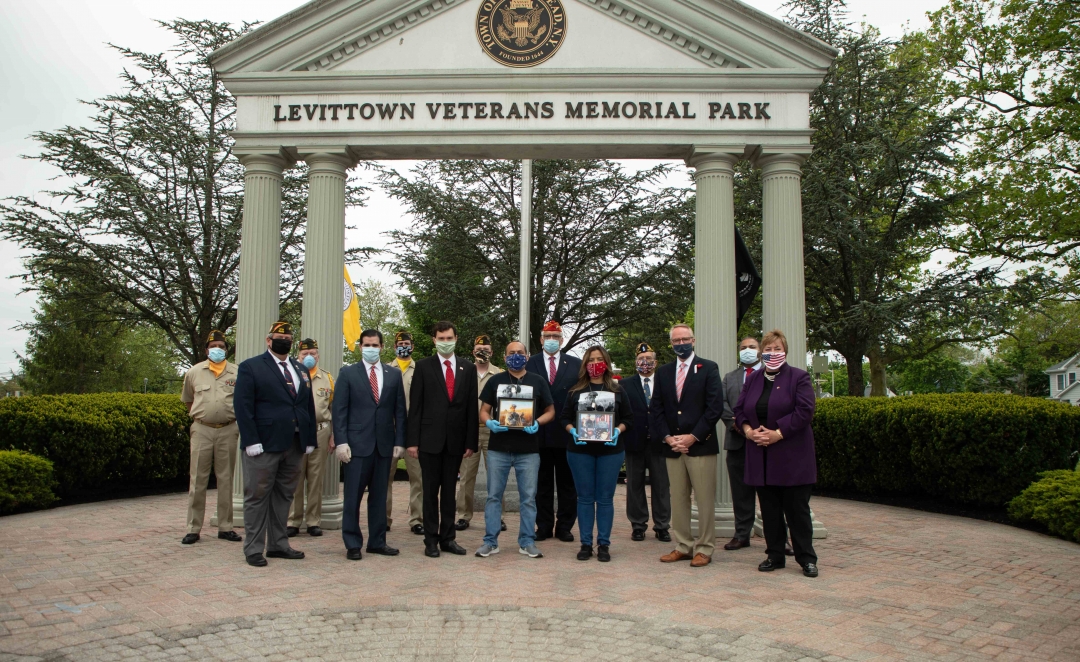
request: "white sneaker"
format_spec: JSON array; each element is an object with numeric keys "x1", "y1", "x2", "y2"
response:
[
  {"x1": 475, "y1": 544, "x2": 500, "y2": 557},
  {"x1": 519, "y1": 544, "x2": 544, "y2": 558}
]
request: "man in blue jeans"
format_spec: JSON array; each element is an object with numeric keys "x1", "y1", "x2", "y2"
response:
[{"x1": 476, "y1": 341, "x2": 556, "y2": 558}]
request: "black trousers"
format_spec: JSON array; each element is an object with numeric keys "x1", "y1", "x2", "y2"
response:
[
  {"x1": 419, "y1": 450, "x2": 463, "y2": 546},
  {"x1": 536, "y1": 446, "x2": 577, "y2": 536},
  {"x1": 725, "y1": 445, "x2": 758, "y2": 540},
  {"x1": 341, "y1": 449, "x2": 391, "y2": 552},
  {"x1": 757, "y1": 484, "x2": 816, "y2": 566},
  {"x1": 624, "y1": 450, "x2": 670, "y2": 532}
]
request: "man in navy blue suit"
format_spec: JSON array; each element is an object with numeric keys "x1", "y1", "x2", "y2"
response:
[
  {"x1": 234, "y1": 321, "x2": 317, "y2": 567},
  {"x1": 525, "y1": 320, "x2": 582, "y2": 542},
  {"x1": 333, "y1": 328, "x2": 407, "y2": 560}
]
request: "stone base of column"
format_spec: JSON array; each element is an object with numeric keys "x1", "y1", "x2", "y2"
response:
[
  {"x1": 212, "y1": 495, "x2": 246, "y2": 528},
  {"x1": 690, "y1": 505, "x2": 738, "y2": 539},
  {"x1": 320, "y1": 488, "x2": 343, "y2": 530},
  {"x1": 747, "y1": 507, "x2": 828, "y2": 539},
  {"x1": 472, "y1": 453, "x2": 520, "y2": 513}
]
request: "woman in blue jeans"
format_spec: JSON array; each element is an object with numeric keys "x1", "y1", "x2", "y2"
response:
[{"x1": 560, "y1": 345, "x2": 634, "y2": 562}]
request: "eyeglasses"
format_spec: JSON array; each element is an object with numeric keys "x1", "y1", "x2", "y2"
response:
[{"x1": 670, "y1": 337, "x2": 694, "y2": 344}]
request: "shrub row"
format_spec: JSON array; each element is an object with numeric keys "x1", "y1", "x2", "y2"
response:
[
  {"x1": 0, "y1": 450, "x2": 58, "y2": 513},
  {"x1": 0, "y1": 393, "x2": 191, "y2": 497},
  {"x1": 1008, "y1": 470, "x2": 1080, "y2": 541},
  {"x1": 814, "y1": 394, "x2": 1080, "y2": 507}
]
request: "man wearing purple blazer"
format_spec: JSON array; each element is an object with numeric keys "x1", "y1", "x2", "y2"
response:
[{"x1": 733, "y1": 329, "x2": 819, "y2": 578}]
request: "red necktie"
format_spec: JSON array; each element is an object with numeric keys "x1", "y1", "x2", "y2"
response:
[
  {"x1": 444, "y1": 360, "x2": 455, "y2": 400},
  {"x1": 745, "y1": 367, "x2": 753, "y2": 380},
  {"x1": 370, "y1": 366, "x2": 380, "y2": 404},
  {"x1": 548, "y1": 356, "x2": 557, "y2": 385}
]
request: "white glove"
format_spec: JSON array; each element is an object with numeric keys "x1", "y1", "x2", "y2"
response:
[
  {"x1": 335, "y1": 444, "x2": 352, "y2": 463},
  {"x1": 305, "y1": 446, "x2": 315, "y2": 455},
  {"x1": 392, "y1": 446, "x2": 406, "y2": 460},
  {"x1": 245, "y1": 444, "x2": 264, "y2": 457}
]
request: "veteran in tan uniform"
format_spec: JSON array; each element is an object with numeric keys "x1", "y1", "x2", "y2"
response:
[
  {"x1": 455, "y1": 334, "x2": 503, "y2": 530},
  {"x1": 287, "y1": 338, "x2": 334, "y2": 537},
  {"x1": 389, "y1": 330, "x2": 425, "y2": 535},
  {"x1": 181, "y1": 330, "x2": 242, "y2": 545}
]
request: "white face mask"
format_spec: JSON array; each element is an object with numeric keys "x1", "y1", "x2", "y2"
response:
[{"x1": 739, "y1": 348, "x2": 759, "y2": 365}]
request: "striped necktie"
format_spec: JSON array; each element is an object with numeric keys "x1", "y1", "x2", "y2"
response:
[
  {"x1": 370, "y1": 366, "x2": 380, "y2": 404},
  {"x1": 676, "y1": 362, "x2": 687, "y2": 401}
]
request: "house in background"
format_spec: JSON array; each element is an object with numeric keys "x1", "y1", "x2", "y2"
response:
[{"x1": 1046, "y1": 353, "x2": 1080, "y2": 405}]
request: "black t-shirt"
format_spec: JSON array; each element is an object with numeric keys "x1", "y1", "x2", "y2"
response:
[
  {"x1": 479, "y1": 371, "x2": 554, "y2": 454},
  {"x1": 560, "y1": 383, "x2": 635, "y2": 456}
]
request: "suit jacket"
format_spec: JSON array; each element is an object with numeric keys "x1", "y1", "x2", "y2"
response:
[
  {"x1": 525, "y1": 351, "x2": 582, "y2": 449},
  {"x1": 649, "y1": 355, "x2": 730, "y2": 458},
  {"x1": 406, "y1": 354, "x2": 479, "y2": 455},
  {"x1": 333, "y1": 361, "x2": 407, "y2": 458},
  {"x1": 733, "y1": 364, "x2": 817, "y2": 487},
  {"x1": 234, "y1": 351, "x2": 317, "y2": 452},
  {"x1": 721, "y1": 365, "x2": 759, "y2": 450},
  {"x1": 621, "y1": 374, "x2": 662, "y2": 455}
]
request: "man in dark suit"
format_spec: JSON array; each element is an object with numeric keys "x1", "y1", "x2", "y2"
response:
[
  {"x1": 721, "y1": 336, "x2": 763, "y2": 550},
  {"x1": 650, "y1": 324, "x2": 731, "y2": 568},
  {"x1": 407, "y1": 321, "x2": 479, "y2": 557},
  {"x1": 621, "y1": 342, "x2": 671, "y2": 542},
  {"x1": 525, "y1": 319, "x2": 582, "y2": 542},
  {"x1": 333, "y1": 328, "x2": 407, "y2": 560},
  {"x1": 233, "y1": 321, "x2": 317, "y2": 567}
]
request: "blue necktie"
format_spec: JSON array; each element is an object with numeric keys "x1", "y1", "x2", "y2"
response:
[{"x1": 643, "y1": 377, "x2": 651, "y2": 403}]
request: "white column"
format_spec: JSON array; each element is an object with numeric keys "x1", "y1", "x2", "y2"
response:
[
  {"x1": 759, "y1": 155, "x2": 807, "y2": 371},
  {"x1": 687, "y1": 151, "x2": 740, "y2": 538},
  {"x1": 518, "y1": 159, "x2": 532, "y2": 345},
  {"x1": 301, "y1": 151, "x2": 355, "y2": 530},
  {"x1": 225, "y1": 152, "x2": 288, "y2": 527}
]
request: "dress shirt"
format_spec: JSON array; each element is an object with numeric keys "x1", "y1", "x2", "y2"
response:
[
  {"x1": 677, "y1": 352, "x2": 697, "y2": 377},
  {"x1": 268, "y1": 349, "x2": 302, "y2": 391},
  {"x1": 439, "y1": 353, "x2": 457, "y2": 383},
  {"x1": 364, "y1": 358, "x2": 384, "y2": 398},
  {"x1": 742, "y1": 361, "x2": 763, "y2": 384}
]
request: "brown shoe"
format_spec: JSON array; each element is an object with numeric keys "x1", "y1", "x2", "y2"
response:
[
  {"x1": 690, "y1": 553, "x2": 712, "y2": 567},
  {"x1": 723, "y1": 537, "x2": 750, "y2": 551},
  {"x1": 660, "y1": 550, "x2": 692, "y2": 563}
]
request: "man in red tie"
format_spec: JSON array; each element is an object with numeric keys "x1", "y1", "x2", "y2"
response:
[{"x1": 406, "y1": 321, "x2": 479, "y2": 557}]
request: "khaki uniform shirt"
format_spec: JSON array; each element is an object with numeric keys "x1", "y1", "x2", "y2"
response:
[
  {"x1": 392, "y1": 359, "x2": 416, "y2": 412},
  {"x1": 309, "y1": 368, "x2": 334, "y2": 426},
  {"x1": 477, "y1": 364, "x2": 503, "y2": 427},
  {"x1": 181, "y1": 361, "x2": 239, "y2": 425}
]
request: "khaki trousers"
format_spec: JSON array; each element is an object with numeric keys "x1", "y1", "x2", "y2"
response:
[
  {"x1": 186, "y1": 421, "x2": 238, "y2": 534},
  {"x1": 387, "y1": 452, "x2": 425, "y2": 529},
  {"x1": 666, "y1": 453, "x2": 718, "y2": 557},
  {"x1": 287, "y1": 424, "x2": 330, "y2": 528},
  {"x1": 455, "y1": 429, "x2": 490, "y2": 522}
]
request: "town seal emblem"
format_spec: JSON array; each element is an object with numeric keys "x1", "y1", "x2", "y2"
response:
[{"x1": 476, "y1": 0, "x2": 566, "y2": 68}]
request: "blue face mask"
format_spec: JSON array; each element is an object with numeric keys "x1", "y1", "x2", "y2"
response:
[
  {"x1": 672, "y1": 343, "x2": 694, "y2": 359},
  {"x1": 361, "y1": 347, "x2": 382, "y2": 364},
  {"x1": 207, "y1": 348, "x2": 226, "y2": 364},
  {"x1": 505, "y1": 353, "x2": 528, "y2": 371},
  {"x1": 302, "y1": 355, "x2": 317, "y2": 370},
  {"x1": 543, "y1": 339, "x2": 560, "y2": 354},
  {"x1": 395, "y1": 345, "x2": 412, "y2": 358}
]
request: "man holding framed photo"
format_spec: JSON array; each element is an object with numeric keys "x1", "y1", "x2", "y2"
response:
[{"x1": 476, "y1": 341, "x2": 555, "y2": 559}]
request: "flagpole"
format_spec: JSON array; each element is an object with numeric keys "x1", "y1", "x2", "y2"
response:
[{"x1": 519, "y1": 159, "x2": 532, "y2": 348}]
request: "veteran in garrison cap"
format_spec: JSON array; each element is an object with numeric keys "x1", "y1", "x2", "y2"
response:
[
  {"x1": 180, "y1": 330, "x2": 242, "y2": 545},
  {"x1": 454, "y1": 333, "x2": 505, "y2": 531},
  {"x1": 286, "y1": 338, "x2": 335, "y2": 538},
  {"x1": 620, "y1": 341, "x2": 671, "y2": 542},
  {"x1": 387, "y1": 330, "x2": 425, "y2": 536}
]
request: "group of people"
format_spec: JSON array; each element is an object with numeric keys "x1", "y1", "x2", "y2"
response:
[{"x1": 180, "y1": 318, "x2": 821, "y2": 577}]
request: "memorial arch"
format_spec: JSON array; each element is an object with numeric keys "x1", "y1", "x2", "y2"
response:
[{"x1": 211, "y1": 0, "x2": 836, "y2": 532}]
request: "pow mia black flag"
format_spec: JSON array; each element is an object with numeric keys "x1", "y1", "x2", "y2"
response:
[{"x1": 735, "y1": 228, "x2": 760, "y2": 328}]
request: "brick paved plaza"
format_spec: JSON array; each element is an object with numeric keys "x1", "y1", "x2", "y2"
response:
[{"x1": 0, "y1": 483, "x2": 1078, "y2": 661}]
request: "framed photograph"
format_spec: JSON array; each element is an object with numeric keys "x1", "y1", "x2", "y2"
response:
[
  {"x1": 497, "y1": 384, "x2": 535, "y2": 430},
  {"x1": 576, "y1": 391, "x2": 616, "y2": 443}
]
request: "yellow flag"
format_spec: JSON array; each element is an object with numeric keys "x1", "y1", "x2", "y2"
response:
[{"x1": 343, "y1": 266, "x2": 362, "y2": 350}]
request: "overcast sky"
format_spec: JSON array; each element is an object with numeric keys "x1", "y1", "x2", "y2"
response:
[{"x1": 0, "y1": 0, "x2": 949, "y2": 374}]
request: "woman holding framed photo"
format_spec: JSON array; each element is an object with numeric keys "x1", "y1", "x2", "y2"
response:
[{"x1": 560, "y1": 345, "x2": 633, "y2": 562}]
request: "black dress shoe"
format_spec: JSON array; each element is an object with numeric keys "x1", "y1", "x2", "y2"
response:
[
  {"x1": 535, "y1": 530, "x2": 553, "y2": 541},
  {"x1": 501, "y1": 520, "x2": 507, "y2": 532},
  {"x1": 555, "y1": 530, "x2": 575, "y2": 542},
  {"x1": 246, "y1": 553, "x2": 267, "y2": 567},
  {"x1": 181, "y1": 533, "x2": 200, "y2": 545},
  {"x1": 454, "y1": 519, "x2": 469, "y2": 531},
  {"x1": 218, "y1": 531, "x2": 242, "y2": 542},
  {"x1": 440, "y1": 541, "x2": 467, "y2": 555},
  {"x1": 266, "y1": 548, "x2": 305, "y2": 560},
  {"x1": 723, "y1": 537, "x2": 750, "y2": 551},
  {"x1": 802, "y1": 562, "x2": 819, "y2": 578},
  {"x1": 596, "y1": 544, "x2": 611, "y2": 562},
  {"x1": 758, "y1": 558, "x2": 785, "y2": 572},
  {"x1": 631, "y1": 530, "x2": 645, "y2": 541},
  {"x1": 367, "y1": 546, "x2": 400, "y2": 556},
  {"x1": 785, "y1": 543, "x2": 795, "y2": 556},
  {"x1": 655, "y1": 530, "x2": 671, "y2": 543},
  {"x1": 307, "y1": 526, "x2": 323, "y2": 537},
  {"x1": 286, "y1": 527, "x2": 299, "y2": 538},
  {"x1": 411, "y1": 524, "x2": 425, "y2": 536},
  {"x1": 424, "y1": 542, "x2": 441, "y2": 558},
  {"x1": 577, "y1": 544, "x2": 593, "y2": 561},
  {"x1": 346, "y1": 548, "x2": 362, "y2": 561}
]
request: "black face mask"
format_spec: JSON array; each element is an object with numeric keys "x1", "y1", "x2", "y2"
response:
[{"x1": 270, "y1": 338, "x2": 293, "y2": 355}]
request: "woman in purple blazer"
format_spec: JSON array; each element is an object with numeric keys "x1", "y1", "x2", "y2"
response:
[{"x1": 733, "y1": 329, "x2": 819, "y2": 578}]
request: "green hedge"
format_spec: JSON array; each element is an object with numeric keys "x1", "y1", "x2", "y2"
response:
[
  {"x1": 814, "y1": 394, "x2": 1080, "y2": 507},
  {"x1": 0, "y1": 450, "x2": 58, "y2": 513},
  {"x1": 1008, "y1": 470, "x2": 1080, "y2": 541},
  {"x1": 0, "y1": 394, "x2": 190, "y2": 497}
]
